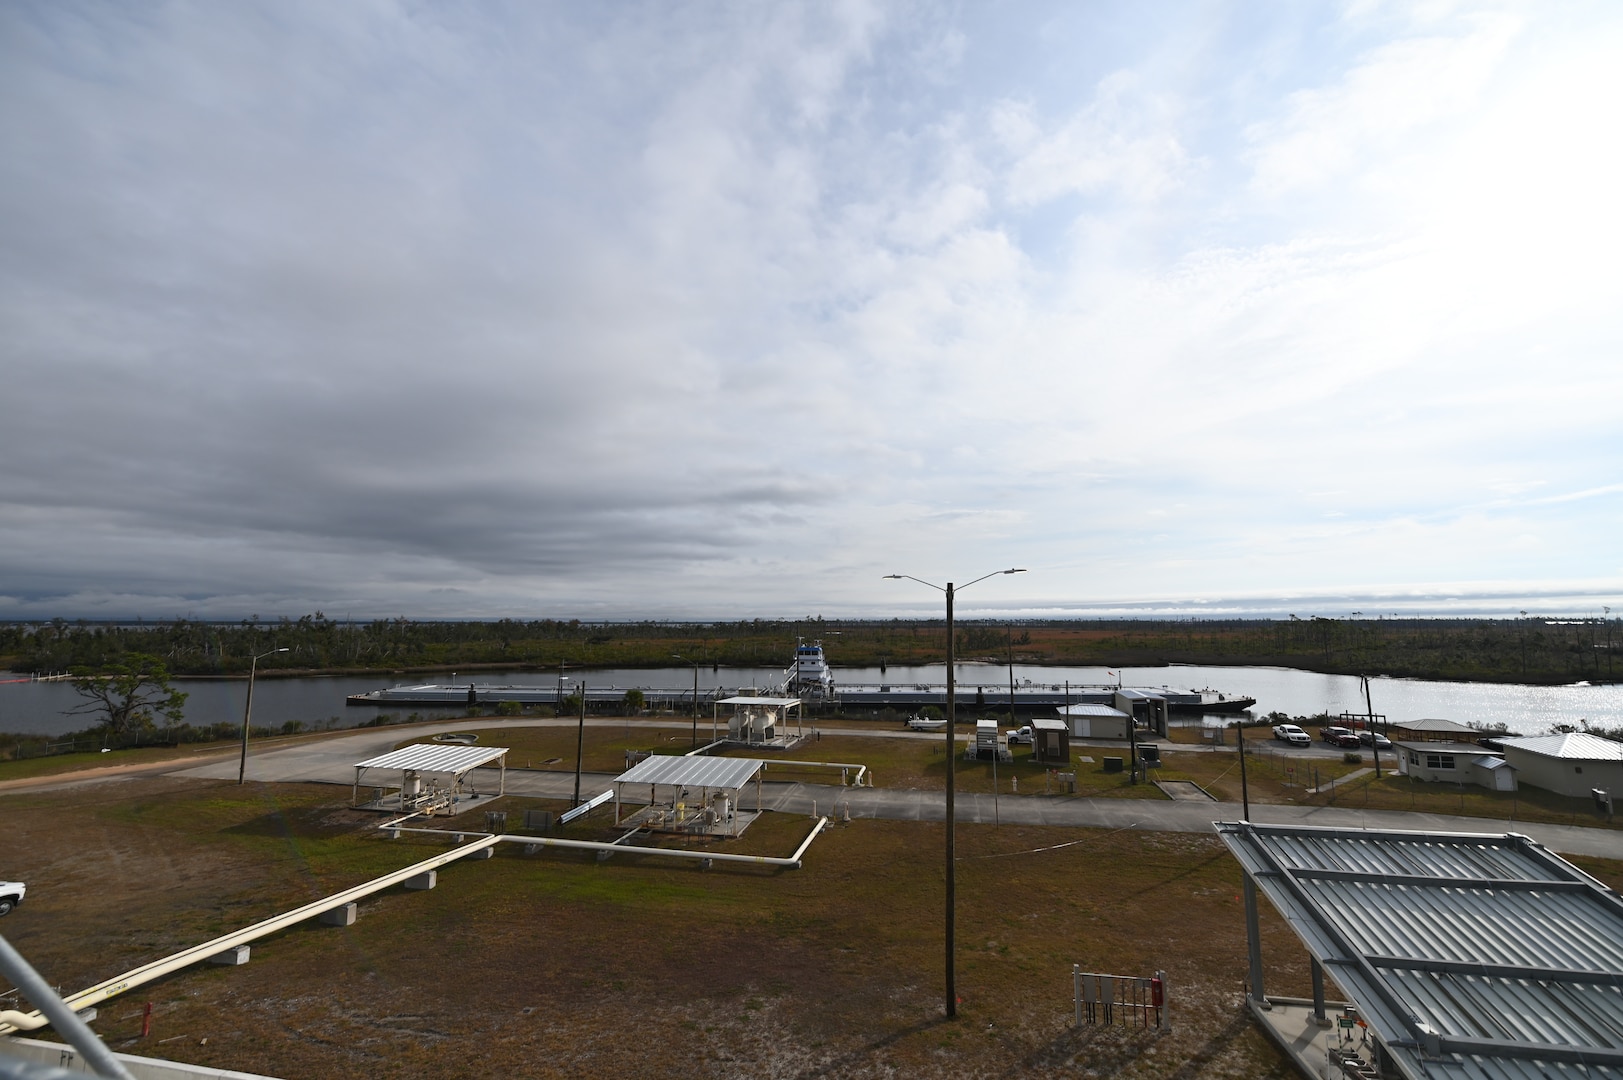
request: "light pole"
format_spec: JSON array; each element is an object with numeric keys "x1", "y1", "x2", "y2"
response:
[
  {"x1": 673, "y1": 654, "x2": 701, "y2": 748},
  {"x1": 885, "y1": 567, "x2": 1026, "y2": 1019},
  {"x1": 573, "y1": 680, "x2": 587, "y2": 808},
  {"x1": 238, "y1": 647, "x2": 289, "y2": 784}
]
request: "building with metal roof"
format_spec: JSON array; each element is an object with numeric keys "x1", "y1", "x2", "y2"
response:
[
  {"x1": 351, "y1": 743, "x2": 509, "y2": 813},
  {"x1": 1390, "y1": 717, "x2": 1480, "y2": 741},
  {"x1": 1500, "y1": 732, "x2": 1623, "y2": 799},
  {"x1": 1393, "y1": 740, "x2": 1516, "y2": 791},
  {"x1": 1216, "y1": 820, "x2": 1623, "y2": 1079},
  {"x1": 1058, "y1": 703, "x2": 1131, "y2": 739}
]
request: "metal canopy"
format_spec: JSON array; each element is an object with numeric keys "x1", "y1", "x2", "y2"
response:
[
  {"x1": 1217, "y1": 821, "x2": 1623, "y2": 1079},
  {"x1": 715, "y1": 696, "x2": 801, "y2": 707},
  {"x1": 615, "y1": 754, "x2": 764, "y2": 791},
  {"x1": 354, "y1": 743, "x2": 509, "y2": 776}
]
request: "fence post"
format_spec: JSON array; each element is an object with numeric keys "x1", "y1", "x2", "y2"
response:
[
  {"x1": 1073, "y1": 964, "x2": 1082, "y2": 1027},
  {"x1": 1156, "y1": 969, "x2": 1169, "y2": 1032}
]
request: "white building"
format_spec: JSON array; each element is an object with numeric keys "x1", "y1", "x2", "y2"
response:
[{"x1": 1499, "y1": 732, "x2": 1623, "y2": 799}]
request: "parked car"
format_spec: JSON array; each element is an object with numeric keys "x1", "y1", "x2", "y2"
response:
[
  {"x1": 1006, "y1": 725, "x2": 1033, "y2": 745},
  {"x1": 0, "y1": 881, "x2": 24, "y2": 917},
  {"x1": 1320, "y1": 726, "x2": 1361, "y2": 748},
  {"x1": 1273, "y1": 723, "x2": 1311, "y2": 747},
  {"x1": 1358, "y1": 730, "x2": 1393, "y2": 750}
]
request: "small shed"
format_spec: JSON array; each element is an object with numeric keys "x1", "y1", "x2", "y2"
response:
[
  {"x1": 1393, "y1": 740, "x2": 1514, "y2": 790},
  {"x1": 714, "y1": 695, "x2": 803, "y2": 746},
  {"x1": 612, "y1": 754, "x2": 765, "y2": 837},
  {"x1": 352, "y1": 743, "x2": 509, "y2": 813},
  {"x1": 1113, "y1": 689, "x2": 1169, "y2": 737},
  {"x1": 1500, "y1": 732, "x2": 1623, "y2": 799},
  {"x1": 1390, "y1": 717, "x2": 1478, "y2": 742},
  {"x1": 1030, "y1": 716, "x2": 1070, "y2": 763},
  {"x1": 1059, "y1": 703, "x2": 1131, "y2": 740}
]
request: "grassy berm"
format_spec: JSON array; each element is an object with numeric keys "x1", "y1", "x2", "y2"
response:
[{"x1": 5, "y1": 765, "x2": 1620, "y2": 1078}]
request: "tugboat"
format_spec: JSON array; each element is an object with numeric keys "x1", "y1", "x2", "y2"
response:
[{"x1": 786, "y1": 638, "x2": 836, "y2": 699}]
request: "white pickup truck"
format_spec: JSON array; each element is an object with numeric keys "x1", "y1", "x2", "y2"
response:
[{"x1": 0, "y1": 880, "x2": 24, "y2": 917}]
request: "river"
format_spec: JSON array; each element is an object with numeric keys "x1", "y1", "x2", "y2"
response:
[{"x1": 2, "y1": 663, "x2": 1620, "y2": 739}]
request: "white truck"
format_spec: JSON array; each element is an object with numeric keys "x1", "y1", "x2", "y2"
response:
[{"x1": 0, "y1": 880, "x2": 24, "y2": 917}]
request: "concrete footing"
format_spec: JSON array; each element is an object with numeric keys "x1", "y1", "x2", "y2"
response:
[
  {"x1": 404, "y1": 870, "x2": 437, "y2": 890},
  {"x1": 209, "y1": 945, "x2": 250, "y2": 966},
  {"x1": 320, "y1": 903, "x2": 358, "y2": 926}
]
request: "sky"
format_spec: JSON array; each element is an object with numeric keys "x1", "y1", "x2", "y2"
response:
[{"x1": 1, "y1": 1, "x2": 1620, "y2": 623}]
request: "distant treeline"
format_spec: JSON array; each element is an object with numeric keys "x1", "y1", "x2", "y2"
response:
[{"x1": 2, "y1": 612, "x2": 1619, "y2": 684}]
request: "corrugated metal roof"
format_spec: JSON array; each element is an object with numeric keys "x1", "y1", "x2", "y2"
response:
[
  {"x1": 1395, "y1": 718, "x2": 1480, "y2": 734},
  {"x1": 715, "y1": 696, "x2": 801, "y2": 706},
  {"x1": 1058, "y1": 704, "x2": 1130, "y2": 718},
  {"x1": 353, "y1": 743, "x2": 509, "y2": 775},
  {"x1": 1217, "y1": 822, "x2": 1623, "y2": 1079},
  {"x1": 615, "y1": 755, "x2": 764, "y2": 790},
  {"x1": 1501, "y1": 732, "x2": 1623, "y2": 761}
]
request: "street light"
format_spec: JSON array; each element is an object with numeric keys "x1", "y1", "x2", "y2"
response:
[
  {"x1": 238, "y1": 647, "x2": 289, "y2": 784},
  {"x1": 884, "y1": 566, "x2": 1026, "y2": 1019},
  {"x1": 673, "y1": 654, "x2": 702, "y2": 748}
]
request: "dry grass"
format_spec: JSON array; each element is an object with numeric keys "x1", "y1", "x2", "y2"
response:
[{"x1": 3, "y1": 775, "x2": 1323, "y2": 1079}]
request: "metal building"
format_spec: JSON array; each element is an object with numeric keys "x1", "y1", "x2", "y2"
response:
[{"x1": 1217, "y1": 820, "x2": 1623, "y2": 1079}]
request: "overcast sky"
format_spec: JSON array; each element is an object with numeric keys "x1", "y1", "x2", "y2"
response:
[{"x1": 2, "y1": 1, "x2": 1619, "y2": 623}]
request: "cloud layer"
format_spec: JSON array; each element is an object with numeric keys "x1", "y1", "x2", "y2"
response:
[{"x1": 2, "y1": 1, "x2": 1619, "y2": 620}]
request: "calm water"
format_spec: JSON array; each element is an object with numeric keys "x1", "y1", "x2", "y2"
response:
[{"x1": 3, "y1": 663, "x2": 1619, "y2": 738}]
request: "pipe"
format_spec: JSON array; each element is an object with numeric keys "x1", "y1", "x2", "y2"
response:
[
  {"x1": 390, "y1": 819, "x2": 830, "y2": 869},
  {"x1": 0, "y1": 934, "x2": 136, "y2": 1078},
  {"x1": 0, "y1": 836, "x2": 499, "y2": 1036}
]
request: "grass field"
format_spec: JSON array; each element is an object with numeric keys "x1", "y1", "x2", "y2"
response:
[{"x1": 4, "y1": 722, "x2": 1621, "y2": 1078}]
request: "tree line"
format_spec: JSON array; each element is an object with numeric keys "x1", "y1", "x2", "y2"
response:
[{"x1": 2, "y1": 612, "x2": 1618, "y2": 685}]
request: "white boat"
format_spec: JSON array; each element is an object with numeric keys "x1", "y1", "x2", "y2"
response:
[
  {"x1": 906, "y1": 715, "x2": 947, "y2": 731},
  {"x1": 785, "y1": 638, "x2": 836, "y2": 698}
]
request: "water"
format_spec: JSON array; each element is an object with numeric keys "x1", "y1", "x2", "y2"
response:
[{"x1": 2, "y1": 663, "x2": 1619, "y2": 738}]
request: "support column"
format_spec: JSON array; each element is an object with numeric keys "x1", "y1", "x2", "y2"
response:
[
  {"x1": 1243, "y1": 874, "x2": 1267, "y2": 1006},
  {"x1": 1311, "y1": 956, "x2": 1330, "y2": 1026}
]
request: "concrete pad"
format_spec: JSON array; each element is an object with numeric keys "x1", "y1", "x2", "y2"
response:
[
  {"x1": 1249, "y1": 997, "x2": 1383, "y2": 1080},
  {"x1": 319, "y1": 902, "x2": 357, "y2": 926}
]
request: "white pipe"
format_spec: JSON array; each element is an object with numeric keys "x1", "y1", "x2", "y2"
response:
[
  {"x1": 390, "y1": 820, "x2": 830, "y2": 869},
  {"x1": 0, "y1": 933, "x2": 135, "y2": 1078},
  {"x1": 0, "y1": 836, "x2": 500, "y2": 1036}
]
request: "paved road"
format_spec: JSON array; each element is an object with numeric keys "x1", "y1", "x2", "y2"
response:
[{"x1": 164, "y1": 719, "x2": 1623, "y2": 860}]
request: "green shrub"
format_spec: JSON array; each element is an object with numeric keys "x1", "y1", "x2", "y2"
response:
[{"x1": 1343, "y1": 751, "x2": 1363, "y2": 764}]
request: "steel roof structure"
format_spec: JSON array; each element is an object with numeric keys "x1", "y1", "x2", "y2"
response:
[
  {"x1": 615, "y1": 754, "x2": 764, "y2": 791},
  {"x1": 1217, "y1": 821, "x2": 1623, "y2": 1079},
  {"x1": 354, "y1": 744, "x2": 509, "y2": 775}
]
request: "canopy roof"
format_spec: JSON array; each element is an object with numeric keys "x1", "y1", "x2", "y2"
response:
[
  {"x1": 615, "y1": 754, "x2": 764, "y2": 790},
  {"x1": 354, "y1": 743, "x2": 509, "y2": 776},
  {"x1": 1217, "y1": 821, "x2": 1623, "y2": 1079}
]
